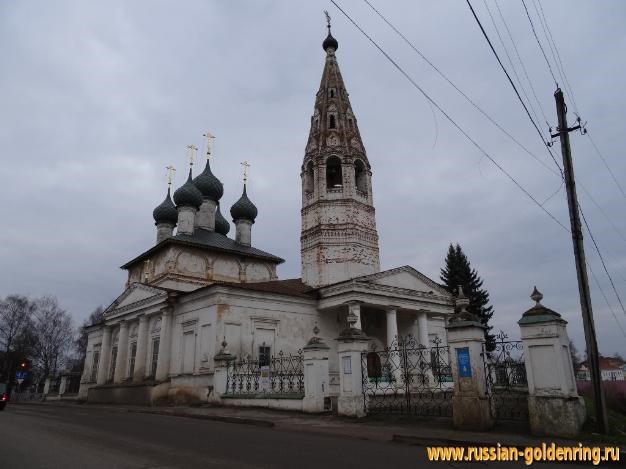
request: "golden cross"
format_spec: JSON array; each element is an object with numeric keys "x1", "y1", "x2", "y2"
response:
[
  {"x1": 241, "y1": 160, "x2": 251, "y2": 184},
  {"x1": 324, "y1": 10, "x2": 331, "y2": 29},
  {"x1": 165, "y1": 165, "x2": 176, "y2": 188},
  {"x1": 186, "y1": 144, "x2": 198, "y2": 167},
  {"x1": 203, "y1": 131, "x2": 215, "y2": 160}
]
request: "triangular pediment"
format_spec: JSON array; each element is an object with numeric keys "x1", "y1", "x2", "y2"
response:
[
  {"x1": 357, "y1": 266, "x2": 450, "y2": 296},
  {"x1": 104, "y1": 283, "x2": 168, "y2": 317}
]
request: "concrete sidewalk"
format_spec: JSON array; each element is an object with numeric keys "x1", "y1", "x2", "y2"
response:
[{"x1": 15, "y1": 400, "x2": 625, "y2": 452}]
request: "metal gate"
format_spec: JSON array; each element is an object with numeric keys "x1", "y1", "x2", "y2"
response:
[
  {"x1": 483, "y1": 331, "x2": 529, "y2": 421},
  {"x1": 225, "y1": 350, "x2": 304, "y2": 397},
  {"x1": 361, "y1": 335, "x2": 453, "y2": 417}
]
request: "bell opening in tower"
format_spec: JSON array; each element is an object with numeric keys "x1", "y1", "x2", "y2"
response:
[
  {"x1": 326, "y1": 156, "x2": 343, "y2": 189},
  {"x1": 355, "y1": 159, "x2": 367, "y2": 193}
]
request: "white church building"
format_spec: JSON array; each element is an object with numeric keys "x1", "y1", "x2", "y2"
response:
[{"x1": 78, "y1": 24, "x2": 454, "y2": 406}]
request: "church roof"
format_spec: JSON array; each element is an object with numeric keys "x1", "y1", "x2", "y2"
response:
[
  {"x1": 120, "y1": 228, "x2": 284, "y2": 269},
  {"x1": 173, "y1": 168, "x2": 203, "y2": 208},
  {"x1": 152, "y1": 187, "x2": 178, "y2": 226},
  {"x1": 202, "y1": 278, "x2": 317, "y2": 299},
  {"x1": 193, "y1": 159, "x2": 224, "y2": 202},
  {"x1": 304, "y1": 25, "x2": 368, "y2": 164},
  {"x1": 230, "y1": 184, "x2": 258, "y2": 222}
]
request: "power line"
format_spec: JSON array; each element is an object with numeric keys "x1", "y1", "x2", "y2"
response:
[
  {"x1": 330, "y1": 0, "x2": 570, "y2": 232},
  {"x1": 520, "y1": 0, "x2": 558, "y2": 87},
  {"x1": 482, "y1": 0, "x2": 545, "y2": 128},
  {"x1": 586, "y1": 130, "x2": 626, "y2": 200},
  {"x1": 362, "y1": 0, "x2": 626, "y2": 247},
  {"x1": 491, "y1": 0, "x2": 549, "y2": 126},
  {"x1": 361, "y1": 0, "x2": 560, "y2": 185},
  {"x1": 587, "y1": 261, "x2": 626, "y2": 338},
  {"x1": 534, "y1": 0, "x2": 579, "y2": 115},
  {"x1": 580, "y1": 205, "x2": 626, "y2": 317},
  {"x1": 578, "y1": 181, "x2": 626, "y2": 245},
  {"x1": 348, "y1": 0, "x2": 626, "y2": 340},
  {"x1": 465, "y1": 0, "x2": 564, "y2": 176}
]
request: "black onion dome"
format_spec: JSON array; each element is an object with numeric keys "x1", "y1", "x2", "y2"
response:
[
  {"x1": 152, "y1": 188, "x2": 178, "y2": 225},
  {"x1": 193, "y1": 159, "x2": 223, "y2": 201},
  {"x1": 173, "y1": 169, "x2": 203, "y2": 208},
  {"x1": 230, "y1": 185, "x2": 258, "y2": 222},
  {"x1": 215, "y1": 204, "x2": 230, "y2": 235},
  {"x1": 323, "y1": 31, "x2": 338, "y2": 52}
]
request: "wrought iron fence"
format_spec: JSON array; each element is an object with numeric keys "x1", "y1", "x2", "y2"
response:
[
  {"x1": 484, "y1": 330, "x2": 529, "y2": 421},
  {"x1": 361, "y1": 335, "x2": 453, "y2": 417},
  {"x1": 225, "y1": 350, "x2": 304, "y2": 397}
]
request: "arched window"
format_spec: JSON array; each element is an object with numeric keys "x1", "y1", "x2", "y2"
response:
[
  {"x1": 304, "y1": 161, "x2": 314, "y2": 194},
  {"x1": 326, "y1": 156, "x2": 343, "y2": 189},
  {"x1": 329, "y1": 89, "x2": 335, "y2": 98},
  {"x1": 354, "y1": 159, "x2": 367, "y2": 192},
  {"x1": 348, "y1": 118, "x2": 353, "y2": 130},
  {"x1": 329, "y1": 114, "x2": 336, "y2": 129}
]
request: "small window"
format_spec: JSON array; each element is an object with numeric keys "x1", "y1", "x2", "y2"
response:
[
  {"x1": 348, "y1": 118, "x2": 353, "y2": 130},
  {"x1": 259, "y1": 345, "x2": 271, "y2": 367},
  {"x1": 150, "y1": 338, "x2": 160, "y2": 377},
  {"x1": 90, "y1": 351, "x2": 100, "y2": 382},
  {"x1": 326, "y1": 156, "x2": 343, "y2": 188},
  {"x1": 128, "y1": 342, "x2": 137, "y2": 378},
  {"x1": 329, "y1": 114, "x2": 336, "y2": 129},
  {"x1": 109, "y1": 346, "x2": 118, "y2": 382},
  {"x1": 329, "y1": 88, "x2": 335, "y2": 98}
]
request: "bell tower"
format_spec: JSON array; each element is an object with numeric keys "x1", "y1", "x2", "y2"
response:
[{"x1": 300, "y1": 16, "x2": 380, "y2": 287}]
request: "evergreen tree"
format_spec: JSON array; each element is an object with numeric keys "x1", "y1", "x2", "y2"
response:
[{"x1": 440, "y1": 243, "x2": 495, "y2": 351}]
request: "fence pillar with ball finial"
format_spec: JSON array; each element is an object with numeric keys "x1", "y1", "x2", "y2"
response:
[
  {"x1": 303, "y1": 323, "x2": 331, "y2": 413},
  {"x1": 446, "y1": 286, "x2": 495, "y2": 431},
  {"x1": 519, "y1": 287, "x2": 585, "y2": 437},
  {"x1": 209, "y1": 337, "x2": 236, "y2": 403}
]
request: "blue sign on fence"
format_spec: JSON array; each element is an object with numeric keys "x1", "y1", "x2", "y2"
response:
[
  {"x1": 456, "y1": 347, "x2": 472, "y2": 378},
  {"x1": 15, "y1": 370, "x2": 27, "y2": 380}
]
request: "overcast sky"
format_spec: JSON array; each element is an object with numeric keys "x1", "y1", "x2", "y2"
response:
[{"x1": 1, "y1": 0, "x2": 625, "y2": 356}]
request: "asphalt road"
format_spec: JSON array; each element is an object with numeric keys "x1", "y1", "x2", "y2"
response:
[{"x1": 0, "y1": 404, "x2": 595, "y2": 469}]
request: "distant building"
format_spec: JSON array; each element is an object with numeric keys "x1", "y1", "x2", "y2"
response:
[{"x1": 577, "y1": 356, "x2": 625, "y2": 381}]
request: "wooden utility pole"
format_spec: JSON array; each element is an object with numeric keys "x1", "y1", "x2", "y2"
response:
[{"x1": 552, "y1": 88, "x2": 608, "y2": 434}]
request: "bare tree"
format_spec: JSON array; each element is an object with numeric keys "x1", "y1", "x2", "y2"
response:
[
  {"x1": 31, "y1": 296, "x2": 74, "y2": 378},
  {"x1": 0, "y1": 295, "x2": 35, "y2": 380}
]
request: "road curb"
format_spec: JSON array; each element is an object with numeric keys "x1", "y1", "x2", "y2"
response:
[{"x1": 131, "y1": 409, "x2": 275, "y2": 428}]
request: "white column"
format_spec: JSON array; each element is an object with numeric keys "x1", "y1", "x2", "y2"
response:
[
  {"x1": 385, "y1": 307, "x2": 403, "y2": 387},
  {"x1": 155, "y1": 309, "x2": 173, "y2": 381},
  {"x1": 418, "y1": 311, "x2": 429, "y2": 347},
  {"x1": 386, "y1": 308, "x2": 398, "y2": 347},
  {"x1": 96, "y1": 326, "x2": 112, "y2": 385},
  {"x1": 133, "y1": 315, "x2": 149, "y2": 381},
  {"x1": 114, "y1": 321, "x2": 129, "y2": 384}
]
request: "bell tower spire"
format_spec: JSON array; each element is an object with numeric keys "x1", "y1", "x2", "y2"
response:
[{"x1": 300, "y1": 18, "x2": 380, "y2": 287}]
